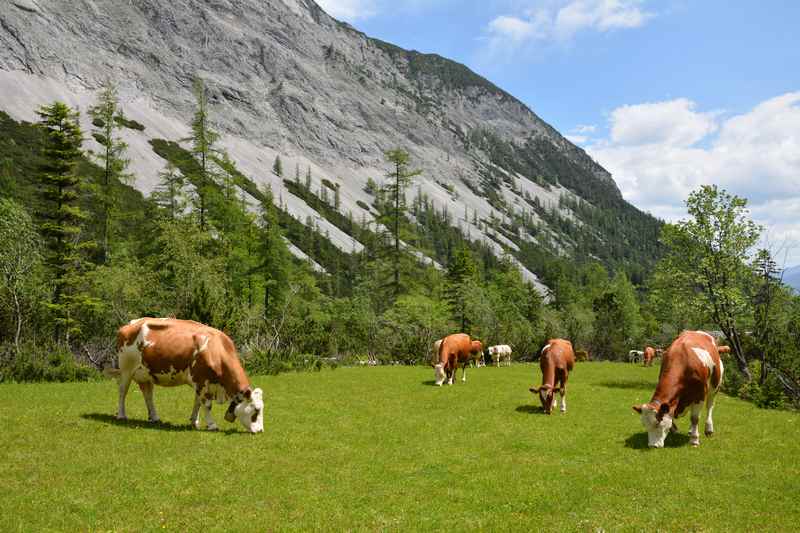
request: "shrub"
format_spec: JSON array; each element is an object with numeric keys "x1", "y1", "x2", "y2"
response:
[
  {"x1": 244, "y1": 350, "x2": 337, "y2": 376},
  {"x1": 0, "y1": 342, "x2": 99, "y2": 383}
]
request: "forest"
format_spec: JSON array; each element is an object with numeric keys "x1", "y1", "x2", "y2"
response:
[{"x1": 0, "y1": 80, "x2": 798, "y2": 409}]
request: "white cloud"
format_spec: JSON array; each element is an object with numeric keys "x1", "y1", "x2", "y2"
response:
[
  {"x1": 315, "y1": 0, "x2": 378, "y2": 21},
  {"x1": 485, "y1": 0, "x2": 653, "y2": 55},
  {"x1": 574, "y1": 124, "x2": 597, "y2": 133},
  {"x1": 586, "y1": 92, "x2": 800, "y2": 264},
  {"x1": 608, "y1": 98, "x2": 718, "y2": 146}
]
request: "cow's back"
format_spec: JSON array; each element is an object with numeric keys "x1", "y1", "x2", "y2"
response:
[
  {"x1": 657, "y1": 331, "x2": 722, "y2": 412},
  {"x1": 439, "y1": 333, "x2": 472, "y2": 366}
]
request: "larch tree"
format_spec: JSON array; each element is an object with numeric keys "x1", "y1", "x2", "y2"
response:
[
  {"x1": 151, "y1": 161, "x2": 187, "y2": 221},
  {"x1": 383, "y1": 149, "x2": 421, "y2": 298},
  {"x1": 89, "y1": 81, "x2": 131, "y2": 263},
  {"x1": 189, "y1": 77, "x2": 220, "y2": 231}
]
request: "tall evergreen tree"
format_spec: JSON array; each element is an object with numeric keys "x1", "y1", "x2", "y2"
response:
[
  {"x1": 384, "y1": 149, "x2": 421, "y2": 298},
  {"x1": 151, "y1": 162, "x2": 186, "y2": 220},
  {"x1": 273, "y1": 155, "x2": 283, "y2": 177},
  {"x1": 255, "y1": 185, "x2": 291, "y2": 318},
  {"x1": 36, "y1": 101, "x2": 96, "y2": 341},
  {"x1": 445, "y1": 247, "x2": 479, "y2": 332},
  {"x1": 189, "y1": 77, "x2": 219, "y2": 231},
  {"x1": 89, "y1": 81, "x2": 131, "y2": 263}
]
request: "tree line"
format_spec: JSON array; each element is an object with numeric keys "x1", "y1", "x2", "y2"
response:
[{"x1": 0, "y1": 79, "x2": 797, "y2": 409}]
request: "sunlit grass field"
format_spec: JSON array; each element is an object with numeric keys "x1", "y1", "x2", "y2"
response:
[{"x1": 1, "y1": 362, "x2": 798, "y2": 531}]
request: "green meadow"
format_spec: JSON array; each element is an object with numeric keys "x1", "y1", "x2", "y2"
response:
[{"x1": 1, "y1": 362, "x2": 798, "y2": 532}]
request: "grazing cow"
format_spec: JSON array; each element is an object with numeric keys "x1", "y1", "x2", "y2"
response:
[
  {"x1": 487, "y1": 344, "x2": 512, "y2": 367},
  {"x1": 628, "y1": 350, "x2": 644, "y2": 363},
  {"x1": 643, "y1": 346, "x2": 656, "y2": 367},
  {"x1": 434, "y1": 334, "x2": 481, "y2": 386},
  {"x1": 431, "y1": 339, "x2": 443, "y2": 366},
  {"x1": 530, "y1": 339, "x2": 575, "y2": 414},
  {"x1": 104, "y1": 318, "x2": 264, "y2": 433},
  {"x1": 633, "y1": 330, "x2": 724, "y2": 448},
  {"x1": 471, "y1": 340, "x2": 485, "y2": 367}
]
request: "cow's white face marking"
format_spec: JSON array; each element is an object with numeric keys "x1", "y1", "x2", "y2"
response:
[
  {"x1": 434, "y1": 363, "x2": 445, "y2": 386},
  {"x1": 691, "y1": 347, "x2": 715, "y2": 370},
  {"x1": 234, "y1": 388, "x2": 264, "y2": 433},
  {"x1": 639, "y1": 406, "x2": 673, "y2": 448}
]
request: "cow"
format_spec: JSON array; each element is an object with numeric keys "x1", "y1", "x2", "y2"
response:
[
  {"x1": 434, "y1": 334, "x2": 482, "y2": 386},
  {"x1": 530, "y1": 339, "x2": 575, "y2": 414},
  {"x1": 633, "y1": 330, "x2": 725, "y2": 448},
  {"x1": 628, "y1": 350, "x2": 644, "y2": 363},
  {"x1": 471, "y1": 340, "x2": 485, "y2": 367},
  {"x1": 104, "y1": 318, "x2": 264, "y2": 433},
  {"x1": 431, "y1": 338, "x2": 443, "y2": 367},
  {"x1": 643, "y1": 346, "x2": 656, "y2": 367},
  {"x1": 487, "y1": 344, "x2": 512, "y2": 367}
]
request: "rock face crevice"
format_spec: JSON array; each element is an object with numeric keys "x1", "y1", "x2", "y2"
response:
[{"x1": 0, "y1": 0, "x2": 639, "y2": 292}]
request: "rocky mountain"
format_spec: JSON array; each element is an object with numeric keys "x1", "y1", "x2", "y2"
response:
[{"x1": 0, "y1": 0, "x2": 661, "y2": 291}]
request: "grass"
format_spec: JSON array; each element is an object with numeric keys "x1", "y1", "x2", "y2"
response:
[{"x1": 0, "y1": 362, "x2": 798, "y2": 531}]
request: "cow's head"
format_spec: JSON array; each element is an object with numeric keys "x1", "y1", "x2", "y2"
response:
[
  {"x1": 530, "y1": 385, "x2": 560, "y2": 414},
  {"x1": 225, "y1": 388, "x2": 264, "y2": 433},
  {"x1": 434, "y1": 363, "x2": 446, "y2": 386},
  {"x1": 633, "y1": 403, "x2": 672, "y2": 448}
]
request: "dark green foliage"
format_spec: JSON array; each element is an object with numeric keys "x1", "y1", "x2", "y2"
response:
[{"x1": 0, "y1": 342, "x2": 98, "y2": 383}]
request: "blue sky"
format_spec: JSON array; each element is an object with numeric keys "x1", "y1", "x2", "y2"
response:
[{"x1": 316, "y1": 0, "x2": 800, "y2": 265}]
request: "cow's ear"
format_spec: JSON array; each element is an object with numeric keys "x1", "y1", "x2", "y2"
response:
[
  {"x1": 632, "y1": 405, "x2": 643, "y2": 414},
  {"x1": 656, "y1": 403, "x2": 670, "y2": 420},
  {"x1": 529, "y1": 387, "x2": 539, "y2": 393},
  {"x1": 244, "y1": 389, "x2": 252, "y2": 400}
]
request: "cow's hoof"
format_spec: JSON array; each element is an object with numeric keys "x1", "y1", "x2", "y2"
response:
[
  {"x1": 705, "y1": 429, "x2": 714, "y2": 437},
  {"x1": 116, "y1": 414, "x2": 127, "y2": 421},
  {"x1": 149, "y1": 417, "x2": 161, "y2": 423},
  {"x1": 690, "y1": 439, "x2": 700, "y2": 447},
  {"x1": 207, "y1": 424, "x2": 219, "y2": 432},
  {"x1": 560, "y1": 409, "x2": 567, "y2": 413}
]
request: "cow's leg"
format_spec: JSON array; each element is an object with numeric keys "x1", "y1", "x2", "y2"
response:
[
  {"x1": 559, "y1": 383, "x2": 567, "y2": 413},
  {"x1": 116, "y1": 372, "x2": 133, "y2": 420},
  {"x1": 138, "y1": 381, "x2": 160, "y2": 422},
  {"x1": 705, "y1": 388, "x2": 718, "y2": 437},
  {"x1": 462, "y1": 362, "x2": 467, "y2": 383},
  {"x1": 190, "y1": 392, "x2": 202, "y2": 429},
  {"x1": 689, "y1": 402, "x2": 702, "y2": 446},
  {"x1": 202, "y1": 399, "x2": 219, "y2": 431}
]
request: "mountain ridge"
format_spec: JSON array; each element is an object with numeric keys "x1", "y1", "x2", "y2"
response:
[{"x1": 0, "y1": 0, "x2": 660, "y2": 289}]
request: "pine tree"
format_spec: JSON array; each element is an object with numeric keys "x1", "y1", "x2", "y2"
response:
[
  {"x1": 89, "y1": 81, "x2": 131, "y2": 263},
  {"x1": 36, "y1": 101, "x2": 97, "y2": 341},
  {"x1": 445, "y1": 247, "x2": 479, "y2": 332},
  {"x1": 305, "y1": 165, "x2": 312, "y2": 191},
  {"x1": 384, "y1": 149, "x2": 421, "y2": 298},
  {"x1": 151, "y1": 162, "x2": 186, "y2": 220},
  {"x1": 273, "y1": 155, "x2": 283, "y2": 177},
  {"x1": 334, "y1": 184, "x2": 341, "y2": 211},
  {"x1": 256, "y1": 185, "x2": 291, "y2": 317},
  {"x1": 189, "y1": 77, "x2": 219, "y2": 231}
]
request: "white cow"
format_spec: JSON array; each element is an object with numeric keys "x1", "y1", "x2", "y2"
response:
[
  {"x1": 487, "y1": 344, "x2": 512, "y2": 367},
  {"x1": 628, "y1": 350, "x2": 644, "y2": 363}
]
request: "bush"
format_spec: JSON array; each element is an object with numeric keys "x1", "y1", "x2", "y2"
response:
[
  {"x1": 244, "y1": 350, "x2": 337, "y2": 376},
  {"x1": 722, "y1": 360, "x2": 786, "y2": 409},
  {"x1": 0, "y1": 342, "x2": 99, "y2": 383}
]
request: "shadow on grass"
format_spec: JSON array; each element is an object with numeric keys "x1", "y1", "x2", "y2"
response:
[
  {"x1": 599, "y1": 379, "x2": 654, "y2": 391},
  {"x1": 625, "y1": 431, "x2": 691, "y2": 450},
  {"x1": 515, "y1": 404, "x2": 543, "y2": 414},
  {"x1": 81, "y1": 413, "x2": 240, "y2": 435},
  {"x1": 421, "y1": 380, "x2": 440, "y2": 387}
]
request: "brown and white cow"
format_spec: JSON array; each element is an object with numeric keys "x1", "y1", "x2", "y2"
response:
[
  {"x1": 633, "y1": 330, "x2": 724, "y2": 448},
  {"x1": 434, "y1": 334, "x2": 482, "y2": 386},
  {"x1": 104, "y1": 318, "x2": 264, "y2": 433},
  {"x1": 643, "y1": 346, "x2": 656, "y2": 367},
  {"x1": 530, "y1": 339, "x2": 575, "y2": 414}
]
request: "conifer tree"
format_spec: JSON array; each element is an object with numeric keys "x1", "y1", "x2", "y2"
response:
[
  {"x1": 384, "y1": 149, "x2": 421, "y2": 298},
  {"x1": 36, "y1": 101, "x2": 97, "y2": 341},
  {"x1": 89, "y1": 81, "x2": 131, "y2": 263},
  {"x1": 273, "y1": 155, "x2": 283, "y2": 177},
  {"x1": 151, "y1": 162, "x2": 186, "y2": 220},
  {"x1": 256, "y1": 185, "x2": 291, "y2": 317},
  {"x1": 189, "y1": 77, "x2": 219, "y2": 231},
  {"x1": 445, "y1": 247, "x2": 479, "y2": 332}
]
